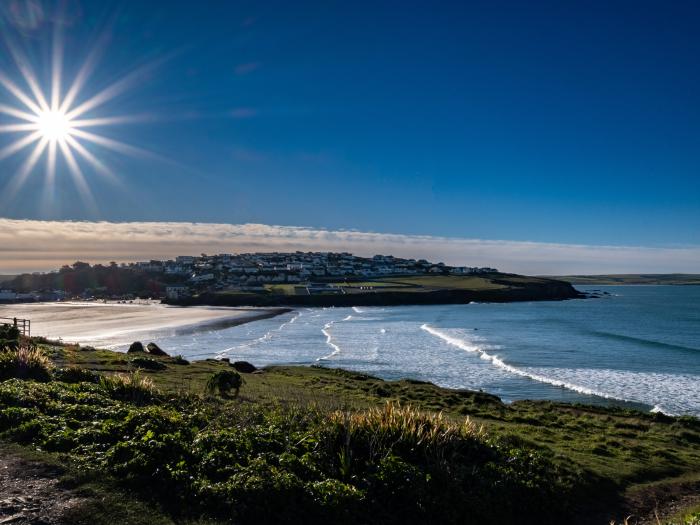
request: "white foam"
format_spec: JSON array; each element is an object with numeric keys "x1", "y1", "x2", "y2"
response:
[
  {"x1": 420, "y1": 323, "x2": 700, "y2": 415},
  {"x1": 420, "y1": 324, "x2": 615, "y2": 400},
  {"x1": 217, "y1": 310, "x2": 301, "y2": 356},
  {"x1": 317, "y1": 320, "x2": 342, "y2": 361}
]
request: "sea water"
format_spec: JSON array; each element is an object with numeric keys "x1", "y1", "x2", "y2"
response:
[
  {"x1": 145, "y1": 285, "x2": 700, "y2": 416},
  {"x1": 7, "y1": 286, "x2": 698, "y2": 416}
]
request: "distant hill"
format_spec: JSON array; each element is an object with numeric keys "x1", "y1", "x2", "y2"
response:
[
  {"x1": 550, "y1": 274, "x2": 700, "y2": 285},
  {"x1": 170, "y1": 273, "x2": 582, "y2": 307}
]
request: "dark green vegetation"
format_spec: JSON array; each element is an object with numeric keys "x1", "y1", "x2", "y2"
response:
[
  {"x1": 6, "y1": 261, "x2": 176, "y2": 297},
  {"x1": 1, "y1": 335, "x2": 699, "y2": 524},
  {"x1": 171, "y1": 274, "x2": 581, "y2": 307},
  {"x1": 552, "y1": 274, "x2": 700, "y2": 285}
]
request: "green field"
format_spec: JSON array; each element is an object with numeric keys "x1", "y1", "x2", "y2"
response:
[
  {"x1": 380, "y1": 275, "x2": 508, "y2": 290},
  {"x1": 331, "y1": 275, "x2": 521, "y2": 292}
]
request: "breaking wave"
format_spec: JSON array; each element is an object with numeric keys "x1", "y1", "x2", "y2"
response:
[{"x1": 420, "y1": 324, "x2": 619, "y2": 401}]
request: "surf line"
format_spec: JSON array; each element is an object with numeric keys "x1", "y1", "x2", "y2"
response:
[
  {"x1": 216, "y1": 310, "x2": 302, "y2": 357},
  {"x1": 316, "y1": 314, "x2": 353, "y2": 361},
  {"x1": 420, "y1": 323, "x2": 625, "y2": 402}
]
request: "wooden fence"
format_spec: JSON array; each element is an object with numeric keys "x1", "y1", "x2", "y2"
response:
[{"x1": 0, "y1": 317, "x2": 31, "y2": 337}]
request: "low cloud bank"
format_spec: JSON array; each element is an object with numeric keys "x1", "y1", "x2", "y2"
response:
[{"x1": 1, "y1": 218, "x2": 699, "y2": 275}]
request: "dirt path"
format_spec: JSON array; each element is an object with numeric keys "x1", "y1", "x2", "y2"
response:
[
  {"x1": 0, "y1": 451, "x2": 84, "y2": 525},
  {"x1": 621, "y1": 480, "x2": 700, "y2": 525}
]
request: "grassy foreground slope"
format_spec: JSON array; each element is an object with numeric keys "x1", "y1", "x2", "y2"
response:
[
  {"x1": 552, "y1": 274, "x2": 700, "y2": 285},
  {"x1": 1, "y1": 339, "x2": 699, "y2": 524}
]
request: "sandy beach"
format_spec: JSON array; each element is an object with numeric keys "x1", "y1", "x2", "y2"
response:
[{"x1": 0, "y1": 301, "x2": 289, "y2": 350}]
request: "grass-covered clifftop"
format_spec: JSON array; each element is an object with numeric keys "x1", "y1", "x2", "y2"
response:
[
  {"x1": 169, "y1": 274, "x2": 582, "y2": 307},
  {"x1": 1, "y1": 337, "x2": 699, "y2": 524}
]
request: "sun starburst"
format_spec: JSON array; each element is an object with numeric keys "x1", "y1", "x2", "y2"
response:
[{"x1": 0, "y1": 22, "x2": 155, "y2": 208}]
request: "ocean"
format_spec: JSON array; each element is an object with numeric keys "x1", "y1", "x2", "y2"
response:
[
  {"x1": 126, "y1": 285, "x2": 700, "y2": 416},
  {"x1": 5, "y1": 285, "x2": 699, "y2": 416}
]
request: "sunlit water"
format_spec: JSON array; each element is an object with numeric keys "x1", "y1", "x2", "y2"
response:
[{"x1": 5, "y1": 286, "x2": 699, "y2": 416}]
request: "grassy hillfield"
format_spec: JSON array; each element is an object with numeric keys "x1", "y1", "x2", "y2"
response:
[
  {"x1": 552, "y1": 274, "x2": 700, "y2": 286},
  {"x1": 172, "y1": 273, "x2": 582, "y2": 307},
  {"x1": 0, "y1": 327, "x2": 699, "y2": 524}
]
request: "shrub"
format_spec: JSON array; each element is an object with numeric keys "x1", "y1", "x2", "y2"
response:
[
  {"x1": 99, "y1": 371, "x2": 157, "y2": 404},
  {"x1": 54, "y1": 366, "x2": 101, "y2": 383},
  {"x1": 206, "y1": 370, "x2": 243, "y2": 397},
  {"x1": 0, "y1": 324, "x2": 20, "y2": 350},
  {"x1": 172, "y1": 354, "x2": 190, "y2": 365},
  {"x1": 0, "y1": 343, "x2": 52, "y2": 382},
  {"x1": 130, "y1": 356, "x2": 167, "y2": 371}
]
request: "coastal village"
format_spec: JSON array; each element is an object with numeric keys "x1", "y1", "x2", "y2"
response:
[{"x1": 0, "y1": 252, "x2": 497, "y2": 302}]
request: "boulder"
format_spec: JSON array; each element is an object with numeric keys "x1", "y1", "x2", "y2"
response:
[
  {"x1": 146, "y1": 342, "x2": 169, "y2": 356},
  {"x1": 127, "y1": 341, "x2": 145, "y2": 353},
  {"x1": 232, "y1": 361, "x2": 257, "y2": 374}
]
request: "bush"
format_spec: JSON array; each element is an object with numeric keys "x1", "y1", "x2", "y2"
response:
[
  {"x1": 0, "y1": 343, "x2": 52, "y2": 382},
  {"x1": 0, "y1": 380, "x2": 575, "y2": 525},
  {"x1": 206, "y1": 370, "x2": 243, "y2": 397},
  {"x1": 99, "y1": 372, "x2": 157, "y2": 404},
  {"x1": 129, "y1": 356, "x2": 167, "y2": 371},
  {"x1": 0, "y1": 324, "x2": 20, "y2": 350},
  {"x1": 54, "y1": 366, "x2": 101, "y2": 383},
  {"x1": 172, "y1": 355, "x2": 190, "y2": 365}
]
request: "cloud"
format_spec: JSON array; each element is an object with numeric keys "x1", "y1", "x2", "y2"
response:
[{"x1": 0, "y1": 218, "x2": 699, "y2": 275}]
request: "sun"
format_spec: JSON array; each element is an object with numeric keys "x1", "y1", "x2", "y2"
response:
[
  {"x1": 36, "y1": 110, "x2": 73, "y2": 142},
  {"x1": 0, "y1": 21, "x2": 156, "y2": 208}
]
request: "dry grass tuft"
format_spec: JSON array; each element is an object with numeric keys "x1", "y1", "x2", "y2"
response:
[
  {"x1": 0, "y1": 342, "x2": 53, "y2": 382},
  {"x1": 99, "y1": 371, "x2": 157, "y2": 403},
  {"x1": 328, "y1": 401, "x2": 485, "y2": 464}
]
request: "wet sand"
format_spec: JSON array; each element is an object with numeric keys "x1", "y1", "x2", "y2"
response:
[{"x1": 0, "y1": 301, "x2": 289, "y2": 350}]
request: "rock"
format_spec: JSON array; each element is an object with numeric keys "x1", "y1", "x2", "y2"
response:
[
  {"x1": 127, "y1": 341, "x2": 145, "y2": 353},
  {"x1": 231, "y1": 361, "x2": 257, "y2": 373},
  {"x1": 146, "y1": 342, "x2": 169, "y2": 356}
]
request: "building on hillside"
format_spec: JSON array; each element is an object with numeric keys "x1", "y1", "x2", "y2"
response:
[{"x1": 165, "y1": 286, "x2": 190, "y2": 300}]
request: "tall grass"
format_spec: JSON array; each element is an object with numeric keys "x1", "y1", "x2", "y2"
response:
[
  {"x1": 328, "y1": 401, "x2": 485, "y2": 465},
  {"x1": 0, "y1": 342, "x2": 52, "y2": 382},
  {"x1": 99, "y1": 371, "x2": 157, "y2": 404}
]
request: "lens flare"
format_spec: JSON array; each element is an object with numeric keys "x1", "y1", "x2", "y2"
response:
[{"x1": 0, "y1": 21, "x2": 156, "y2": 208}]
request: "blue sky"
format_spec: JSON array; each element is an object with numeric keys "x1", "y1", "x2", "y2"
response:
[{"x1": 0, "y1": 0, "x2": 699, "y2": 270}]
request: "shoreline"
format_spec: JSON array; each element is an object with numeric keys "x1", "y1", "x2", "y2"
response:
[
  {"x1": 0, "y1": 302, "x2": 291, "y2": 350},
  {"x1": 167, "y1": 307, "x2": 292, "y2": 337}
]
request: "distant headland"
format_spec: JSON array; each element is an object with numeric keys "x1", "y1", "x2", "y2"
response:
[
  {"x1": 550, "y1": 274, "x2": 700, "y2": 285},
  {"x1": 1, "y1": 252, "x2": 581, "y2": 305}
]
